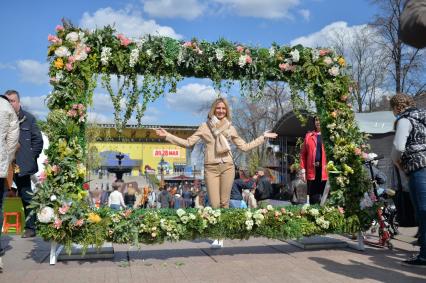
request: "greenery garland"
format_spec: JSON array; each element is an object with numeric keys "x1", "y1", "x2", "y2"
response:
[{"x1": 30, "y1": 21, "x2": 375, "y2": 248}]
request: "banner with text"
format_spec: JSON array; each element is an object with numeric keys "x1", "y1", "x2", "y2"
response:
[{"x1": 153, "y1": 149, "x2": 180, "y2": 157}]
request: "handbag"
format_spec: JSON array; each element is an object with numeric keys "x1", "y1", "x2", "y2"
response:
[{"x1": 394, "y1": 167, "x2": 418, "y2": 227}]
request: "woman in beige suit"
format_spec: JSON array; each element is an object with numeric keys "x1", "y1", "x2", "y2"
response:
[{"x1": 155, "y1": 97, "x2": 277, "y2": 209}]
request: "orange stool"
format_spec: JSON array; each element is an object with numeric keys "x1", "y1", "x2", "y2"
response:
[{"x1": 3, "y1": 212, "x2": 21, "y2": 234}]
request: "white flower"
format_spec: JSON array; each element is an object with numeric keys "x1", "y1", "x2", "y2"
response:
[
  {"x1": 238, "y1": 55, "x2": 247, "y2": 67},
  {"x1": 323, "y1": 56, "x2": 333, "y2": 65},
  {"x1": 290, "y1": 49, "x2": 300, "y2": 63},
  {"x1": 215, "y1": 49, "x2": 224, "y2": 61},
  {"x1": 129, "y1": 48, "x2": 139, "y2": 67},
  {"x1": 55, "y1": 71, "x2": 63, "y2": 81},
  {"x1": 309, "y1": 208, "x2": 319, "y2": 216},
  {"x1": 189, "y1": 213, "x2": 196, "y2": 220},
  {"x1": 176, "y1": 209, "x2": 186, "y2": 218},
  {"x1": 311, "y1": 49, "x2": 320, "y2": 62},
  {"x1": 65, "y1": 32, "x2": 79, "y2": 42},
  {"x1": 101, "y1": 47, "x2": 112, "y2": 65},
  {"x1": 328, "y1": 66, "x2": 340, "y2": 77},
  {"x1": 50, "y1": 195, "x2": 57, "y2": 201},
  {"x1": 73, "y1": 43, "x2": 88, "y2": 61},
  {"x1": 78, "y1": 31, "x2": 87, "y2": 43},
  {"x1": 54, "y1": 46, "x2": 71, "y2": 57},
  {"x1": 266, "y1": 205, "x2": 274, "y2": 211},
  {"x1": 245, "y1": 219, "x2": 254, "y2": 230},
  {"x1": 146, "y1": 49, "x2": 153, "y2": 57},
  {"x1": 37, "y1": 207, "x2": 55, "y2": 223},
  {"x1": 269, "y1": 46, "x2": 275, "y2": 57}
]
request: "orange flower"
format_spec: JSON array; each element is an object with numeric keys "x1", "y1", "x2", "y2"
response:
[
  {"x1": 54, "y1": 58, "x2": 64, "y2": 69},
  {"x1": 338, "y1": 57, "x2": 345, "y2": 66},
  {"x1": 331, "y1": 111, "x2": 337, "y2": 118}
]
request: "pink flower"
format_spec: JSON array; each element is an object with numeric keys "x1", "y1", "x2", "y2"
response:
[
  {"x1": 55, "y1": 25, "x2": 64, "y2": 31},
  {"x1": 362, "y1": 152, "x2": 369, "y2": 160},
  {"x1": 245, "y1": 49, "x2": 251, "y2": 55},
  {"x1": 67, "y1": 109, "x2": 77, "y2": 117},
  {"x1": 279, "y1": 63, "x2": 295, "y2": 72},
  {"x1": 117, "y1": 34, "x2": 131, "y2": 46},
  {"x1": 50, "y1": 77, "x2": 57, "y2": 82},
  {"x1": 39, "y1": 171, "x2": 47, "y2": 183},
  {"x1": 319, "y1": 49, "x2": 330, "y2": 56},
  {"x1": 183, "y1": 41, "x2": 192, "y2": 48},
  {"x1": 75, "y1": 219, "x2": 84, "y2": 227},
  {"x1": 85, "y1": 46, "x2": 91, "y2": 53},
  {"x1": 340, "y1": 94, "x2": 348, "y2": 102},
  {"x1": 236, "y1": 45, "x2": 244, "y2": 53},
  {"x1": 72, "y1": 104, "x2": 78, "y2": 110},
  {"x1": 53, "y1": 218, "x2": 62, "y2": 229},
  {"x1": 59, "y1": 204, "x2": 70, "y2": 215},
  {"x1": 48, "y1": 34, "x2": 61, "y2": 44},
  {"x1": 338, "y1": 207, "x2": 345, "y2": 214},
  {"x1": 68, "y1": 56, "x2": 76, "y2": 63},
  {"x1": 77, "y1": 103, "x2": 85, "y2": 111},
  {"x1": 43, "y1": 159, "x2": 49, "y2": 165},
  {"x1": 245, "y1": 55, "x2": 252, "y2": 64},
  {"x1": 65, "y1": 63, "x2": 73, "y2": 71},
  {"x1": 52, "y1": 165, "x2": 60, "y2": 174},
  {"x1": 354, "y1": 147, "x2": 362, "y2": 156}
]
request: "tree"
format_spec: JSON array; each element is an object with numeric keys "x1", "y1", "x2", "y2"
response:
[
  {"x1": 231, "y1": 82, "x2": 292, "y2": 168},
  {"x1": 371, "y1": 0, "x2": 426, "y2": 95},
  {"x1": 330, "y1": 26, "x2": 388, "y2": 112}
]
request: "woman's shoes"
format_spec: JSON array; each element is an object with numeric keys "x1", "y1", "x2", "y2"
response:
[{"x1": 211, "y1": 239, "x2": 223, "y2": 249}]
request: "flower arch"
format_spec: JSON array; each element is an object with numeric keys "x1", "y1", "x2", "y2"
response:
[{"x1": 33, "y1": 22, "x2": 371, "y2": 249}]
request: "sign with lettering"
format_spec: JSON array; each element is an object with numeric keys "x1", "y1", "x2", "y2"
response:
[{"x1": 153, "y1": 149, "x2": 180, "y2": 157}]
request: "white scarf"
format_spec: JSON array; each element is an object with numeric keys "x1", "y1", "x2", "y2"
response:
[{"x1": 208, "y1": 116, "x2": 231, "y2": 154}]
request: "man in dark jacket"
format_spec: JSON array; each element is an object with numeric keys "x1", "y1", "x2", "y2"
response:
[
  {"x1": 255, "y1": 169, "x2": 272, "y2": 201},
  {"x1": 5, "y1": 90, "x2": 43, "y2": 238}
]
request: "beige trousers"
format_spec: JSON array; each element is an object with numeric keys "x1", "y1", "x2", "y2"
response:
[{"x1": 204, "y1": 162, "x2": 235, "y2": 208}]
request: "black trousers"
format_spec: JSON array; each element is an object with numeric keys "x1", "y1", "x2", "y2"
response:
[
  {"x1": 14, "y1": 175, "x2": 35, "y2": 230},
  {"x1": 307, "y1": 166, "x2": 326, "y2": 205}
]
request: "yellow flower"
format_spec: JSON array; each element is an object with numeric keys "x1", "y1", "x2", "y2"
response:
[
  {"x1": 88, "y1": 212, "x2": 102, "y2": 223},
  {"x1": 338, "y1": 57, "x2": 345, "y2": 66},
  {"x1": 54, "y1": 58, "x2": 64, "y2": 69},
  {"x1": 77, "y1": 163, "x2": 86, "y2": 178},
  {"x1": 342, "y1": 164, "x2": 354, "y2": 175}
]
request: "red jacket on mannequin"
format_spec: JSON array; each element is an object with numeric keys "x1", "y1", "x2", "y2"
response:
[{"x1": 300, "y1": 131, "x2": 328, "y2": 181}]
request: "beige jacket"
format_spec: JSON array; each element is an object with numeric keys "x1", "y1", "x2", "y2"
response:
[
  {"x1": 165, "y1": 122, "x2": 265, "y2": 164},
  {"x1": 0, "y1": 98, "x2": 19, "y2": 178}
]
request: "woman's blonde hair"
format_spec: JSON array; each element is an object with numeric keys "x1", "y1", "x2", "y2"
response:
[
  {"x1": 127, "y1": 185, "x2": 136, "y2": 195},
  {"x1": 207, "y1": 97, "x2": 232, "y2": 120},
  {"x1": 390, "y1": 93, "x2": 416, "y2": 114}
]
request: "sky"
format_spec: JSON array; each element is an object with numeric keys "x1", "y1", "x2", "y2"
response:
[{"x1": 0, "y1": 0, "x2": 379, "y2": 126}]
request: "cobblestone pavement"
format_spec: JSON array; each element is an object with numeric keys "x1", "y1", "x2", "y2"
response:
[{"x1": 0, "y1": 228, "x2": 425, "y2": 283}]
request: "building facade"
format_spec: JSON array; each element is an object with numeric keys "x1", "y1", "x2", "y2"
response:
[{"x1": 90, "y1": 124, "x2": 198, "y2": 176}]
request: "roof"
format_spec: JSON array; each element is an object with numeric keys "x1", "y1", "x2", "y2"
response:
[
  {"x1": 354, "y1": 111, "x2": 395, "y2": 134},
  {"x1": 273, "y1": 110, "x2": 395, "y2": 137}
]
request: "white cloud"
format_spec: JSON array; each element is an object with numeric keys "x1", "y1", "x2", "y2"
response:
[
  {"x1": 20, "y1": 95, "x2": 49, "y2": 119},
  {"x1": 0, "y1": 63, "x2": 15, "y2": 70},
  {"x1": 80, "y1": 6, "x2": 182, "y2": 39},
  {"x1": 298, "y1": 9, "x2": 310, "y2": 22},
  {"x1": 143, "y1": 0, "x2": 205, "y2": 20},
  {"x1": 165, "y1": 83, "x2": 219, "y2": 113},
  {"x1": 16, "y1": 60, "x2": 49, "y2": 85},
  {"x1": 290, "y1": 21, "x2": 366, "y2": 47},
  {"x1": 213, "y1": 0, "x2": 300, "y2": 19}
]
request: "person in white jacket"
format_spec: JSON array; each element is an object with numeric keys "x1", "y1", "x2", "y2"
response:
[{"x1": 0, "y1": 95, "x2": 19, "y2": 271}]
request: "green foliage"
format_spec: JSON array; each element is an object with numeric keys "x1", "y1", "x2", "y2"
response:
[{"x1": 35, "y1": 23, "x2": 374, "y2": 246}]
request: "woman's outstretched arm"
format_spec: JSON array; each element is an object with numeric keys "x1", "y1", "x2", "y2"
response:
[
  {"x1": 230, "y1": 127, "x2": 277, "y2": 152},
  {"x1": 155, "y1": 124, "x2": 204, "y2": 148}
]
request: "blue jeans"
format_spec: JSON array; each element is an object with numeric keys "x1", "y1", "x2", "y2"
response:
[
  {"x1": 110, "y1": 204, "x2": 121, "y2": 211},
  {"x1": 229, "y1": 199, "x2": 247, "y2": 208},
  {"x1": 409, "y1": 167, "x2": 426, "y2": 259}
]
